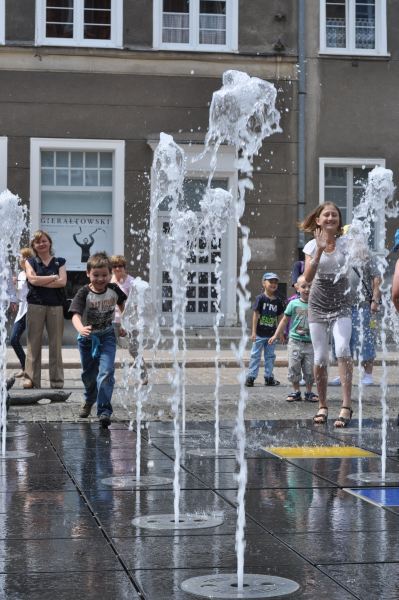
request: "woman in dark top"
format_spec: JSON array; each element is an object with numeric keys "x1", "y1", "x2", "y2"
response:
[{"x1": 23, "y1": 230, "x2": 67, "y2": 389}]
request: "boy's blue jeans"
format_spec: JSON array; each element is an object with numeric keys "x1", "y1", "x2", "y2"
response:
[
  {"x1": 247, "y1": 336, "x2": 276, "y2": 380},
  {"x1": 78, "y1": 327, "x2": 116, "y2": 417}
]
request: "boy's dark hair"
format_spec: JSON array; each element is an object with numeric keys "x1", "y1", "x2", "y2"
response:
[{"x1": 87, "y1": 251, "x2": 112, "y2": 273}]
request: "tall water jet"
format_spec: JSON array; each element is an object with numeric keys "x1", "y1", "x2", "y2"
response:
[
  {"x1": 183, "y1": 71, "x2": 299, "y2": 597},
  {"x1": 207, "y1": 70, "x2": 281, "y2": 591},
  {"x1": 199, "y1": 187, "x2": 233, "y2": 453},
  {"x1": 134, "y1": 135, "x2": 225, "y2": 532},
  {"x1": 343, "y1": 220, "x2": 372, "y2": 431},
  {"x1": 151, "y1": 133, "x2": 186, "y2": 522},
  {"x1": 350, "y1": 167, "x2": 398, "y2": 479},
  {"x1": 121, "y1": 277, "x2": 159, "y2": 482},
  {"x1": 0, "y1": 190, "x2": 26, "y2": 456},
  {"x1": 166, "y1": 207, "x2": 198, "y2": 521}
]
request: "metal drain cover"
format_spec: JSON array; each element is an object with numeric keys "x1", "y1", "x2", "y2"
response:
[
  {"x1": 347, "y1": 472, "x2": 399, "y2": 483},
  {"x1": 187, "y1": 448, "x2": 236, "y2": 458},
  {"x1": 101, "y1": 475, "x2": 173, "y2": 488},
  {"x1": 157, "y1": 429, "x2": 207, "y2": 437},
  {"x1": 4, "y1": 431, "x2": 27, "y2": 438},
  {"x1": 181, "y1": 574, "x2": 300, "y2": 598},
  {"x1": 0, "y1": 451, "x2": 36, "y2": 460},
  {"x1": 132, "y1": 512, "x2": 224, "y2": 530}
]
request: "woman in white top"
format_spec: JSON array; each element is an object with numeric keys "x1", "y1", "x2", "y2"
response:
[
  {"x1": 301, "y1": 202, "x2": 353, "y2": 428},
  {"x1": 10, "y1": 247, "x2": 34, "y2": 376}
]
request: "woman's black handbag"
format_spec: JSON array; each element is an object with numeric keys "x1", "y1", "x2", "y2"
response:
[
  {"x1": 63, "y1": 297, "x2": 73, "y2": 320},
  {"x1": 57, "y1": 288, "x2": 73, "y2": 320}
]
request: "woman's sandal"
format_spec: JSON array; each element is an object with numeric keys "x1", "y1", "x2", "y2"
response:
[
  {"x1": 287, "y1": 391, "x2": 302, "y2": 402},
  {"x1": 313, "y1": 407, "x2": 328, "y2": 424},
  {"x1": 304, "y1": 392, "x2": 319, "y2": 403},
  {"x1": 334, "y1": 407, "x2": 353, "y2": 428}
]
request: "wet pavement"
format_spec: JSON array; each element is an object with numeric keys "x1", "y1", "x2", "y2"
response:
[
  {"x1": 2, "y1": 416, "x2": 399, "y2": 599},
  {"x1": 3, "y1": 345, "x2": 399, "y2": 598}
]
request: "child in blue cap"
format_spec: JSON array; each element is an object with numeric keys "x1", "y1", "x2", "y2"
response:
[{"x1": 245, "y1": 272, "x2": 285, "y2": 387}]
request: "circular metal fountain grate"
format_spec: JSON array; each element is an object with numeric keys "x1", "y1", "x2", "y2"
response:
[
  {"x1": 101, "y1": 475, "x2": 173, "y2": 489},
  {"x1": 347, "y1": 472, "x2": 399, "y2": 483},
  {"x1": 0, "y1": 451, "x2": 36, "y2": 460},
  {"x1": 181, "y1": 574, "x2": 300, "y2": 598},
  {"x1": 132, "y1": 512, "x2": 224, "y2": 530},
  {"x1": 187, "y1": 448, "x2": 236, "y2": 458},
  {"x1": 4, "y1": 431, "x2": 27, "y2": 438},
  {"x1": 157, "y1": 429, "x2": 208, "y2": 437}
]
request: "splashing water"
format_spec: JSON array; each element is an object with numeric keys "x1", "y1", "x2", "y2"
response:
[
  {"x1": 204, "y1": 70, "x2": 281, "y2": 589},
  {"x1": 349, "y1": 167, "x2": 397, "y2": 477},
  {"x1": 148, "y1": 73, "x2": 281, "y2": 575},
  {"x1": 205, "y1": 70, "x2": 281, "y2": 175},
  {"x1": 150, "y1": 134, "x2": 197, "y2": 524},
  {"x1": 0, "y1": 190, "x2": 26, "y2": 455},
  {"x1": 121, "y1": 277, "x2": 159, "y2": 482},
  {"x1": 199, "y1": 188, "x2": 233, "y2": 453}
]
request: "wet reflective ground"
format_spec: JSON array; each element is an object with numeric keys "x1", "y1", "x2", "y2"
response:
[{"x1": 1, "y1": 418, "x2": 399, "y2": 599}]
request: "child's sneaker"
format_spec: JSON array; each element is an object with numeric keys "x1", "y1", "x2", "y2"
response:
[
  {"x1": 361, "y1": 374, "x2": 373, "y2": 386},
  {"x1": 99, "y1": 413, "x2": 111, "y2": 429},
  {"x1": 329, "y1": 376, "x2": 341, "y2": 386},
  {"x1": 79, "y1": 403, "x2": 93, "y2": 418},
  {"x1": 245, "y1": 377, "x2": 255, "y2": 387},
  {"x1": 265, "y1": 377, "x2": 280, "y2": 386}
]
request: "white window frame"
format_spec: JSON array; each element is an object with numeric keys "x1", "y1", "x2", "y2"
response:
[
  {"x1": 148, "y1": 140, "x2": 238, "y2": 325},
  {"x1": 30, "y1": 138, "x2": 125, "y2": 254},
  {"x1": 0, "y1": 137, "x2": 7, "y2": 192},
  {"x1": 319, "y1": 0, "x2": 388, "y2": 56},
  {"x1": 35, "y1": 0, "x2": 123, "y2": 48},
  {"x1": 319, "y1": 156, "x2": 386, "y2": 250},
  {"x1": 153, "y1": 0, "x2": 238, "y2": 52},
  {"x1": 0, "y1": 0, "x2": 5, "y2": 45}
]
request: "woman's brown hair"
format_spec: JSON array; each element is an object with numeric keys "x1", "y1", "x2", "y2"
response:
[
  {"x1": 30, "y1": 230, "x2": 54, "y2": 255},
  {"x1": 20, "y1": 247, "x2": 34, "y2": 260},
  {"x1": 299, "y1": 202, "x2": 344, "y2": 237},
  {"x1": 110, "y1": 254, "x2": 127, "y2": 268}
]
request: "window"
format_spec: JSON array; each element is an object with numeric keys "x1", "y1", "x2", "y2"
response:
[
  {"x1": 0, "y1": 137, "x2": 7, "y2": 191},
  {"x1": 153, "y1": 0, "x2": 238, "y2": 52},
  {"x1": 36, "y1": 0, "x2": 123, "y2": 48},
  {"x1": 0, "y1": 0, "x2": 4, "y2": 45},
  {"x1": 30, "y1": 139, "x2": 125, "y2": 271},
  {"x1": 320, "y1": 0, "x2": 387, "y2": 55},
  {"x1": 319, "y1": 157, "x2": 385, "y2": 248},
  {"x1": 160, "y1": 178, "x2": 227, "y2": 316}
]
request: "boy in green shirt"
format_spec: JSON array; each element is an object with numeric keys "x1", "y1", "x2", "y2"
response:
[{"x1": 269, "y1": 276, "x2": 317, "y2": 402}]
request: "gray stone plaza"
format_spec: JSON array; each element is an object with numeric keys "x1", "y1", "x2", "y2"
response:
[{"x1": 2, "y1": 347, "x2": 399, "y2": 599}]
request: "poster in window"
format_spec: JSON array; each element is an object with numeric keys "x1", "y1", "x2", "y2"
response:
[{"x1": 40, "y1": 214, "x2": 113, "y2": 271}]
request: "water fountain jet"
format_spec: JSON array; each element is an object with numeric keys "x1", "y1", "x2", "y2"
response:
[{"x1": 0, "y1": 190, "x2": 26, "y2": 458}]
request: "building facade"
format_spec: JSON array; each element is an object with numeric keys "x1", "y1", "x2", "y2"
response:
[
  {"x1": 2, "y1": 2, "x2": 397, "y2": 331},
  {"x1": 0, "y1": 1, "x2": 300, "y2": 328},
  {"x1": 305, "y1": 0, "x2": 398, "y2": 270}
]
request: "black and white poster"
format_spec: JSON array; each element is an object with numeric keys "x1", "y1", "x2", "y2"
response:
[{"x1": 41, "y1": 214, "x2": 113, "y2": 271}]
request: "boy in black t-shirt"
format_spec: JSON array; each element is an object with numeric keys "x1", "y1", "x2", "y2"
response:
[
  {"x1": 69, "y1": 252, "x2": 127, "y2": 428},
  {"x1": 245, "y1": 272, "x2": 285, "y2": 387}
]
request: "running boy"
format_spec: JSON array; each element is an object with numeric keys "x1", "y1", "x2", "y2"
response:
[
  {"x1": 70, "y1": 252, "x2": 127, "y2": 428},
  {"x1": 268, "y1": 276, "x2": 317, "y2": 402},
  {"x1": 245, "y1": 272, "x2": 285, "y2": 387}
]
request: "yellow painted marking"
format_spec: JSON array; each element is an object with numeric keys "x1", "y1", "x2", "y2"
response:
[{"x1": 263, "y1": 446, "x2": 377, "y2": 458}]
